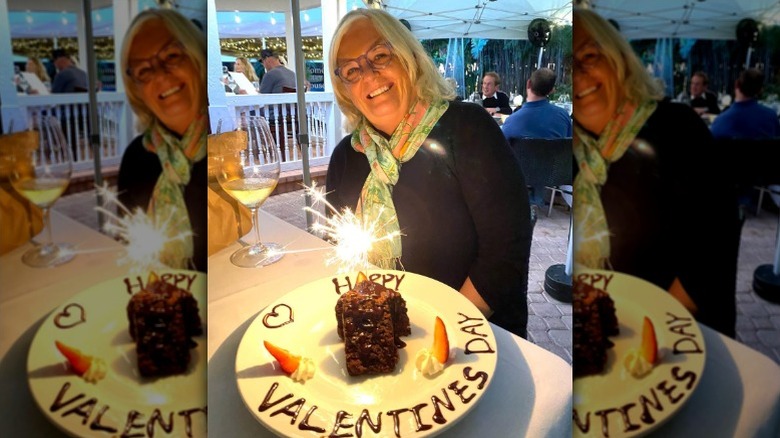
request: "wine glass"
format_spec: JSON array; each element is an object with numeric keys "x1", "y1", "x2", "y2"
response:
[
  {"x1": 9, "y1": 116, "x2": 75, "y2": 267},
  {"x1": 216, "y1": 116, "x2": 284, "y2": 267},
  {"x1": 227, "y1": 74, "x2": 239, "y2": 94}
]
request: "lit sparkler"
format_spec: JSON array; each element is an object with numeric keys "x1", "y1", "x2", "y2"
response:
[
  {"x1": 94, "y1": 183, "x2": 192, "y2": 274},
  {"x1": 294, "y1": 182, "x2": 401, "y2": 273}
]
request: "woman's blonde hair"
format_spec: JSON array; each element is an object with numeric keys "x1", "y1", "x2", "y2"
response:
[
  {"x1": 120, "y1": 9, "x2": 206, "y2": 130},
  {"x1": 329, "y1": 8, "x2": 455, "y2": 131},
  {"x1": 234, "y1": 57, "x2": 258, "y2": 82},
  {"x1": 27, "y1": 57, "x2": 50, "y2": 84},
  {"x1": 573, "y1": 8, "x2": 663, "y2": 104}
]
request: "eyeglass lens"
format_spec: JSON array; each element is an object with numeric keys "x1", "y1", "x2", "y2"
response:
[
  {"x1": 336, "y1": 44, "x2": 393, "y2": 83},
  {"x1": 128, "y1": 41, "x2": 186, "y2": 83}
]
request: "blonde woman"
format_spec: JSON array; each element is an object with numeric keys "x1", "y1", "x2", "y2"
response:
[
  {"x1": 25, "y1": 57, "x2": 51, "y2": 91},
  {"x1": 325, "y1": 9, "x2": 532, "y2": 338},
  {"x1": 572, "y1": 8, "x2": 738, "y2": 336},
  {"x1": 233, "y1": 56, "x2": 258, "y2": 82},
  {"x1": 117, "y1": 8, "x2": 207, "y2": 272}
]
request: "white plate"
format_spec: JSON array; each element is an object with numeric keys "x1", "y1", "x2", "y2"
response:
[
  {"x1": 236, "y1": 270, "x2": 499, "y2": 437},
  {"x1": 27, "y1": 270, "x2": 207, "y2": 437},
  {"x1": 573, "y1": 269, "x2": 706, "y2": 438}
]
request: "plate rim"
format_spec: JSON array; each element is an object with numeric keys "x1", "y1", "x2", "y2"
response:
[
  {"x1": 573, "y1": 268, "x2": 707, "y2": 438},
  {"x1": 26, "y1": 268, "x2": 208, "y2": 438},
  {"x1": 234, "y1": 269, "x2": 500, "y2": 438}
]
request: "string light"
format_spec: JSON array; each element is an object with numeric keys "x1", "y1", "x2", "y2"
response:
[{"x1": 219, "y1": 36, "x2": 323, "y2": 59}]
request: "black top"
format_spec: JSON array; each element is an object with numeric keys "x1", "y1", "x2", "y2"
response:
[
  {"x1": 482, "y1": 91, "x2": 513, "y2": 115},
  {"x1": 117, "y1": 135, "x2": 207, "y2": 273},
  {"x1": 326, "y1": 100, "x2": 532, "y2": 337},
  {"x1": 690, "y1": 90, "x2": 721, "y2": 115},
  {"x1": 594, "y1": 100, "x2": 739, "y2": 336}
]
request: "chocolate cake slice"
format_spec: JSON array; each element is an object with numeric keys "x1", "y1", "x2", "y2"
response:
[
  {"x1": 335, "y1": 278, "x2": 410, "y2": 376},
  {"x1": 573, "y1": 280, "x2": 619, "y2": 378},
  {"x1": 127, "y1": 279, "x2": 203, "y2": 377}
]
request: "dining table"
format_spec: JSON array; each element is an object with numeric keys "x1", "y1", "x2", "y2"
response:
[
  {"x1": 0, "y1": 210, "x2": 128, "y2": 436},
  {"x1": 208, "y1": 209, "x2": 574, "y2": 437},
  {"x1": 4, "y1": 209, "x2": 780, "y2": 437}
]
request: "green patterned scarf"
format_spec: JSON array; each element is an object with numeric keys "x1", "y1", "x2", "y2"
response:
[
  {"x1": 351, "y1": 99, "x2": 449, "y2": 269},
  {"x1": 142, "y1": 113, "x2": 207, "y2": 269},
  {"x1": 573, "y1": 100, "x2": 657, "y2": 269}
]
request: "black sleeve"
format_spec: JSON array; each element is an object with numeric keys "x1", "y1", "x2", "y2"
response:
[
  {"x1": 660, "y1": 103, "x2": 736, "y2": 336},
  {"x1": 185, "y1": 158, "x2": 207, "y2": 273},
  {"x1": 325, "y1": 135, "x2": 371, "y2": 217},
  {"x1": 451, "y1": 103, "x2": 532, "y2": 335},
  {"x1": 117, "y1": 136, "x2": 161, "y2": 216},
  {"x1": 497, "y1": 92, "x2": 513, "y2": 115},
  {"x1": 706, "y1": 92, "x2": 721, "y2": 115}
]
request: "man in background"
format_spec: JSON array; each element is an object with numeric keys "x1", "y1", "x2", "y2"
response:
[
  {"x1": 51, "y1": 48, "x2": 89, "y2": 159},
  {"x1": 711, "y1": 68, "x2": 780, "y2": 215},
  {"x1": 481, "y1": 72, "x2": 512, "y2": 115},
  {"x1": 502, "y1": 68, "x2": 571, "y2": 141},
  {"x1": 711, "y1": 68, "x2": 779, "y2": 139},
  {"x1": 502, "y1": 68, "x2": 571, "y2": 207},
  {"x1": 677, "y1": 70, "x2": 720, "y2": 116},
  {"x1": 51, "y1": 49, "x2": 87, "y2": 94},
  {"x1": 259, "y1": 49, "x2": 297, "y2": 93}
]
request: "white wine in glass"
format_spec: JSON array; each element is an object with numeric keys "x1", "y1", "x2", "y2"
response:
[
  {"x1": 217, "y1": 116, "x2": 283, "y2": 267},
  {"x1": 9, "y1": 116, "x2": 74, "y2": 267}
]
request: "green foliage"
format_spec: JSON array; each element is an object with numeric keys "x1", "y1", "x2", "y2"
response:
[{"x1": 417, "y1": 25, "x2": 574, "y2": 98}]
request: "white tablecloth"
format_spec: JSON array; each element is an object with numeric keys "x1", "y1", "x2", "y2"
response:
[
  {"x1": 208, "y1": 210, "x2": 574, "y2": 437},
  {"x1": 645, "y1": 325, "x2": 780, "y2": 437},
  {"x1": 0, "y1": 211, "x2": 126, "y2": 436},
  {"x1": 3, "y1": 210, "x2": 779, "y2": 437}
]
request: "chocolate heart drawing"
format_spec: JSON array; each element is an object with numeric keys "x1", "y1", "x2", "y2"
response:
[
  {"x1": 262, "y1": 304, "x2": 294, "y2": 329},
  {"x1": 54, "y1": 303, "x2": 86, "y2": 329}
]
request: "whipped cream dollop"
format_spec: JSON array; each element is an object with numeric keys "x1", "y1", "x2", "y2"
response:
[
  {"x1": 622, "y1": 348, "x2": 653, "y2": 378},
  {"x1": 83, "y1": 357, "x2": 107, "y2": 383},
  {"x1": 415, "y1": 348, "x2": 444, "y2": 377},
  {"x1": 291, "y1": 357, "x2": 315, "y2": 382}
]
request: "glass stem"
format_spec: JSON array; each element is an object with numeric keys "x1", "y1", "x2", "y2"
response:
[
  {"x1": 251, "y1": 206, "x2": 264, "y2": 250},
  {"x1": 43, "y1": 206, "x2": 52, "y2": 247}
]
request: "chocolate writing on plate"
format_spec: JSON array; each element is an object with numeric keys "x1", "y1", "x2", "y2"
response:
[
  {"x1": 50, "y1": 382, "x2": 207, "y2": 437},
  {"x1": 263, "y1": 304, "x2": 295, "y2": 329},
  {"x1": 258, "y1": 367, "x2": 489, "y2": 437},
  {"x1": 573, "y1": 272, "x2": 614, "y2": 291},
  {"x1": 54, "y1": 303, "x2": 86, "y2": 329},
  {"x1": 124, "y1": 272, "x2": 198, "y2": 295},
  {"x1": 573, "y1": 273, "x2": 702, "y2": 437},
  {"x1": 331, "y1": 273, "x2": 406, "y2": 295},
  {"x1": 256, "y1": 311, "x2": 496, "y2": 436},
  {"x1": 457, "y1": 313, "x2": 496, "y2": 355}
]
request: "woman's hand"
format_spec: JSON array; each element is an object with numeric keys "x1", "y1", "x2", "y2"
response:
[{"x1": 460, "y1": 277, "x2": 494, "y2": 318}]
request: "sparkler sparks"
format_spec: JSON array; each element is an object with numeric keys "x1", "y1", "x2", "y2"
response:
[
  {"x1": 95, "y1": 183, "x2": 192, "y2": 274},
  {"x1": 299, "y1": 182, "x2": 401, "y2": 273}
]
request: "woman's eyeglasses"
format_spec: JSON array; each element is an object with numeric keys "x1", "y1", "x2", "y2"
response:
[
  {"x1": 126, "y1": 40, "x2": 187, "y2": 84},
  {"x1": 334, "y1": 42, "x2": 394, "y2": 84},
  {"x1": 574, "y1": 43, "x2": 604, "y2": 71}
]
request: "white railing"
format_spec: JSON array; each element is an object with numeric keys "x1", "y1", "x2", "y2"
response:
[
  {"x1": 222, "y1": 92, "x2": 338, "y2": 172},
  {"x1": 14, "y1": 93, "x2": 131, "y2": 173}
]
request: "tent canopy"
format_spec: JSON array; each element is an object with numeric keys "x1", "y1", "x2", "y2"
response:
[
  {"x1": 587, "y1": 0, "x2": 780, "y2": 40},
  {"x1": 381, "y1": 0, "x2": 573, "y2": 40},
  {"x1": 214, "y1": 0, "x2": 571, "y2": 40},
  {"x1": 7, "y1": 0, "x2": 206, "y2": 38},
  {"x1": 217, "y1": 9, "x2": 323, "y2": 38}
]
